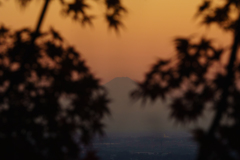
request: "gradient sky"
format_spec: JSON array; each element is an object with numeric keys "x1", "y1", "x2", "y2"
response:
[{"x1": 0, "y1": 0, "x2": 232, "y2": 83}]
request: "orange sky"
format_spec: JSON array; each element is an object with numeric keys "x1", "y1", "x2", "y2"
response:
[{"x1": 0, "y1": 0, "x2": 232, "y2": 83}]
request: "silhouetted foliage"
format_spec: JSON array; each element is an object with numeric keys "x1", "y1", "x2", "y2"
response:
[
  {"x1": 0, "y1": 25, "x2": 111, "y2": 160},
  {"x1": 0, "y1": 0, "x2": 126, "y2": 159},
  {"x1": 132, "y1": 0, "x2": 240, "y2": 160},
  {"x1": 132, "y1": 38, "x2": 224, "y2": 121},
  {"x1": 8, "y1": 0, "x2": 127, "y2": 31}
]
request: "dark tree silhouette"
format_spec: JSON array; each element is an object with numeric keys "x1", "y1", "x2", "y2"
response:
[
  {"x1": 132, "y1": 0, "x2": 240, "y2": 160},
  {"x1": 0, "y1": 0, "x2": 126, "y2": 160}
]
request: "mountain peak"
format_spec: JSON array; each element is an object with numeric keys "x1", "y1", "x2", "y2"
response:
[
  {"x1": 104, "y1": 77, "x2": 136, "y2": 99},
  {"x1": 104, "y1": 77, "x2": 134, "y2": 86}
]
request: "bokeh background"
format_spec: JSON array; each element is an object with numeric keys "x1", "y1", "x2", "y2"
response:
[{"x1": 0, "y1": 0, "x2": 232, "y2": 84}]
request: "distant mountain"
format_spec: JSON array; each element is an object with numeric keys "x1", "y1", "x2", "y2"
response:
[
  {"x1": 105, "y1": 77, "x2": 135, "y2": 102},
  {"x1": 105, "y1": 77, "x2": 134, "y2": 88},
  {"x1": 103, "y1": 77, "x2": 213, "y2": 136}
]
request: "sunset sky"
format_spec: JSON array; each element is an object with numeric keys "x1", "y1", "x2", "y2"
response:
[{"x1": 0, "y1": 0, "x2": 232, "y2": 83}]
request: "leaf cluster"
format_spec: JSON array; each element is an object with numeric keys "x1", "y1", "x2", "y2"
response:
[
  {"x1": 197, "y1": 0, "x2": 240, "y2": 31},
  {"x1": 132, "y1": 35, "x2": 240, "y2": 159},
  {"x1": 7, "y1": 0, "x2": 127, "y2": 31},
  {"x1": 132, "y1": 38, "x2": 225, "y2": 122},
  {"x1": 0, "y1": 25, "x2": 110, "y2": 160}
]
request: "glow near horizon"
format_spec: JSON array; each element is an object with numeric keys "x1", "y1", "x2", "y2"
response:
[{"x1": 0, "y1": 0, "x2": 231, "y2": 83}]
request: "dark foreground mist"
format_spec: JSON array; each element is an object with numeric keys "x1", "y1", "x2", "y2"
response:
[{"x1": 93, "y1": 132, "x2": 197, "y2": 160}]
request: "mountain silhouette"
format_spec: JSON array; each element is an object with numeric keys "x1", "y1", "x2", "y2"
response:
[
  {"x1": 104, "y1": 77, "x2": 136, "y2": 104},
  {"x1": 103, "y1": 77, "x2": 213, "y2": 136}
]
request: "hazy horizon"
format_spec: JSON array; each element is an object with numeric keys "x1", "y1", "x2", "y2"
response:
[{"x1": 102, "y1": 77, "x2": 213, "y2": 136}]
